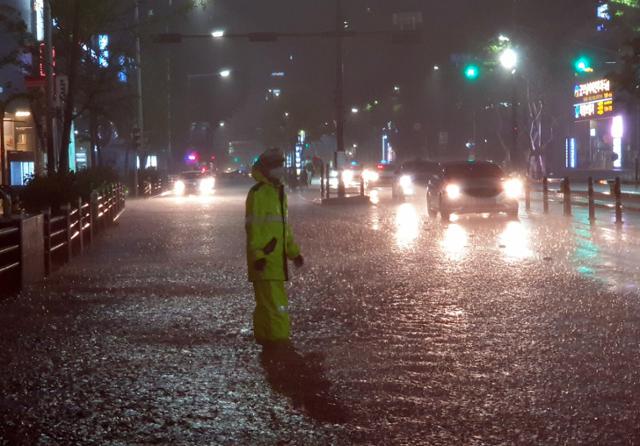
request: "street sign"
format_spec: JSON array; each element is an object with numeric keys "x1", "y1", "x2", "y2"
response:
[{"x1": 55, "y1": 75, "x2": 68, "y2": 108}]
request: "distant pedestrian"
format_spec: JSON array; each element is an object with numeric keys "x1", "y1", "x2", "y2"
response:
[
  {"x1": 245, "y1": 148, "x2": 304, "y2": 352},
  {"x1": 300, "y1": 169, "x2": 309, "y2": 188}
]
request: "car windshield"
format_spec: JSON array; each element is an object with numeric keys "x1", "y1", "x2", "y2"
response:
[{"x1": 444, "y1": 163, "x2": 504, "y2": 179}]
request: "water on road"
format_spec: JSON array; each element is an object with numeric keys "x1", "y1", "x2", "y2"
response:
[{"x1": 1, "y1": 185, "x2": 639, "y2": 445}]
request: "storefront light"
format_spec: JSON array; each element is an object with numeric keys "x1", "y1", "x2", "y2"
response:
[
  {"x1": 15, "y1": 110, "x2": 31, "y2": 118},
  {"x1": 611, "y1": 115, "x2": 624, "y2": 139},
  {"x1": 611, "y1": 116, "x2": 623, "y2": 169}
]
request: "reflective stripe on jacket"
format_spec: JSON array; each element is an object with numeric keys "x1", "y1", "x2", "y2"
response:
[{"x1": 246, "y1": 167, "x2": 301, "y2": 281}]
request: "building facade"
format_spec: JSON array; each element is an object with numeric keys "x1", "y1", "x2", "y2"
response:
[{"x1": 0, "y1": 0, "x2": 44, "y2": 186}]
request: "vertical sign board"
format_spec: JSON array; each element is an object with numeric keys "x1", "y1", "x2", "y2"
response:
[
  {"x1": 295, "y1": 130, "x2": 305, "y2": 174},
  {"x1": 34, "y1": 0, "x2": 45, "y2": 41}
]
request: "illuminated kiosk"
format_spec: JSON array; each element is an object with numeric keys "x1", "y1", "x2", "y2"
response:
[{"x1": 567, "y1": 78, "x2": 628, "y2": 174}]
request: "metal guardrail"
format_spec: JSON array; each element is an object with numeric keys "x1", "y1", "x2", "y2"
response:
[
  {"x1": 140, "y1": 180, "x2": 163, "y2": 197},
  {"x1": 525, "y1": 176, "x2": 637, "y2": 224},
  {"x1": 320, "y1": 163, "x2": 366, "y2": 200}
]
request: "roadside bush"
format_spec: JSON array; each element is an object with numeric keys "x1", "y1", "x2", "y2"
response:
[{"x1": 75, "y1": 167, "x2": 119, "y2": 199}]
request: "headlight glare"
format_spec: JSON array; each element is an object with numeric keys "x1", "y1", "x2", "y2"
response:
[
  {"x1": 199, "y1": 177, "x2": 215, "y2": 194},
  {"x1": 445, "y1": 183, "x2": 462, "y2": 200},
  {"x1": 174, "y1": 180, "x2": 186, "y2": 195},
  {"x1": 363, "y1": 169, "x2": 380, "y2": 182},
  {"x1": 399, "y1": 175, "x2": 413, "y2": 189},
  {"x1": 341, "y1": 170, "x2": 354, "y2": 185},
  {"x1": 504, "y1": 178, "x2": 523, "y2": 199}
]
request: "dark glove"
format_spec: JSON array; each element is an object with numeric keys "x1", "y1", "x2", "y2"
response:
[
  {"x1": 254, "y1": 258, "x2": 267, "y2": 272},
  {"x1": 293, "y1": 255, "x2": 304, "y2": 268}
]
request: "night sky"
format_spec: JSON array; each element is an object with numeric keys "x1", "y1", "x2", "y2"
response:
[{"x1": 144, "y1": 0, "x2": 596, "y2": 164}]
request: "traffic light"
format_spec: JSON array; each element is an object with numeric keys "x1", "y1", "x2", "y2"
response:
[
  {"x1": 131, "y1": 127, "x2": 141, "y2": 151},
  {"x1": 463, "y1": 64, "x2": 480, "y2": 81},
  {"x1": 574, "y1": 56, "x2": 594, "y2": 74}
]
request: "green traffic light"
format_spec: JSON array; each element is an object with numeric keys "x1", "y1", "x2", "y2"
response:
[
  {"x1": 464, "y1": 64, "x2": 480, "y2": 80},
  {"x1": 574, "y1": 56, "x2": 593, "y2": 74}
]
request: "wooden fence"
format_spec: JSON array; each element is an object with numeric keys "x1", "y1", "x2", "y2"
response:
[{"x1": 0, "y1": 184, "x2": 125, "y2": 295}]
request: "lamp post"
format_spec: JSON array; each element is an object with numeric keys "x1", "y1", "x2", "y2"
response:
[
  {"x1": 334, "y1": 0, "x2": 346, "y2": 198},
  {"x1": 500, "y1": 47, "x2": 519, "y2": 170}
]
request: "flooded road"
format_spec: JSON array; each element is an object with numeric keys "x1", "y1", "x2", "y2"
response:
[{"x1": 1, "y1": 186, "x2": 639, "y2": 445}]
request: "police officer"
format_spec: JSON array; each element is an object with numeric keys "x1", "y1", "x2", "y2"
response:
[{"x1": 245, "y1": 148, "x2": 304, "y2": 351}]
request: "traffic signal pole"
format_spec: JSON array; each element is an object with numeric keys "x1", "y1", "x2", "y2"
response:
[
  {"x1": 134, "y1": 0, "x2": 144, "y2": 197},
  {"x1": 335, "y1": 0, "x2": 346, "y2": 198}
]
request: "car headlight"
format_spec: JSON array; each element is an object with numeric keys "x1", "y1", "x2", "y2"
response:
[
  {"x1": 174, "y1": 180, "x2": 186, "y2": 195},
  {"x1": 445, "y1": 183, "x2": 462, "y2": 200},
  {"x1": 504, "y1": 178, "x2": 523, "y2": 199},
  {"x1": 399, "y1": 175, "x2": 413, "y2": 189},
  {"x1": 363, "y1": 169, "x2": 380, "y2": 182},
  {"x1": 399, "y1": 175, "x2": 415, "y2": 195},
  {"x1": 341, "y1": 170, "x2": 354, "y2": 185},
  {"x1": 199, "y1": 177, "x2": 215, "y2": 194}
]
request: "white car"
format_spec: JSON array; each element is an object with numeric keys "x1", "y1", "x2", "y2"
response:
[
  {"x1": 426, "y1": 161, "x2": 521, "y2": 221},
  {"x1": 173, "y1": 171, "x2": 215, "y2": 196}
]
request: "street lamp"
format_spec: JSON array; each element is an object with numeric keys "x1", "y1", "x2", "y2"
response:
[
  {"x1": 499, "y1": 48, "x2": 519, "y2": 170},
  {"x1": 219, "y1": 69, "x2": 231, "y2": 78},
  {"x1": 351, "y1": 107, "x2": 359, "y2": 114},
  {"x1": 499, "y1": 48, "x2": 518, "y2": 72},
  {"x1": 211, "y1": 30, "x2": 225, "y2": 38}
]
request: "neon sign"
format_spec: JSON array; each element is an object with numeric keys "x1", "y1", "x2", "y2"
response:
[{"x1": 574, "y1": 78, "x2": 614, "y2": 121}]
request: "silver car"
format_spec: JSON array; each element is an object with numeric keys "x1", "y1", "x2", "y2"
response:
[{"x1": 426, "y1": 161, "x2": 521, "y2": 221}]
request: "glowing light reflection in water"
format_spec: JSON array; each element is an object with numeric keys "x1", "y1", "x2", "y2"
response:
[
  {"x1": 174, "y1": 194, "x2": 216, "y2": 206},
  {"x1": 441, "y1": 223, "x2": 468, "y2": 261},
  {"x1": 395, "y1": 203, "x2": 420, "y2": 249},
  {"x1": 369, "y1": 189, "x2": 380, "y2": 205},
  {"x1": 499, "y1": 221, "x2": 532, "y2": 261}
]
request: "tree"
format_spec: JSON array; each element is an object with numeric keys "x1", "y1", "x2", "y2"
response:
[{"x1": 49, "y1": 0, "x2": 200, "y2": 173}]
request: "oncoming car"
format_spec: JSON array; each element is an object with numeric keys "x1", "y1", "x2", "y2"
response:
[
  {"x1": 173, "y1": 171, "x2": 215, "y2": 196},
  {"x1": 362, "y1": 162, "x2": 396, "y2": 187},
  {"x1": 392, "y1": 160, "x2": 440, "y2": 201},
  {"x1": 426, "y1": 161, "x2": 522, "y2": 221}
]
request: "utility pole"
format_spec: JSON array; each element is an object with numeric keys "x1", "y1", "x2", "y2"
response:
[
  {"x1": 511, "y1": 76, "x2": 518, "y2": 170},
  {"x1": 335, "y1": 0, "x2": 346, "y2": 198},
  {"x1": 44, "y1": 0, "x2": 56, "y2": 175},
  {"x1": 166, "y1": 0, "x2": 173, "y2": 170},
  {"x1": 133, "y1": 0, "x2": 144, "y2": 196}
]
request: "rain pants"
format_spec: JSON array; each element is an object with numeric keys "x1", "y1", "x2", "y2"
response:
[{"x1": 246, "y1": 167, "x2": 301, "y2": 344}]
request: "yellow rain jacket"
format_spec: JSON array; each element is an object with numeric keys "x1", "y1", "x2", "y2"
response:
[{"x1": 245, "y1": 167, "x2": 301, "y2": 282}]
